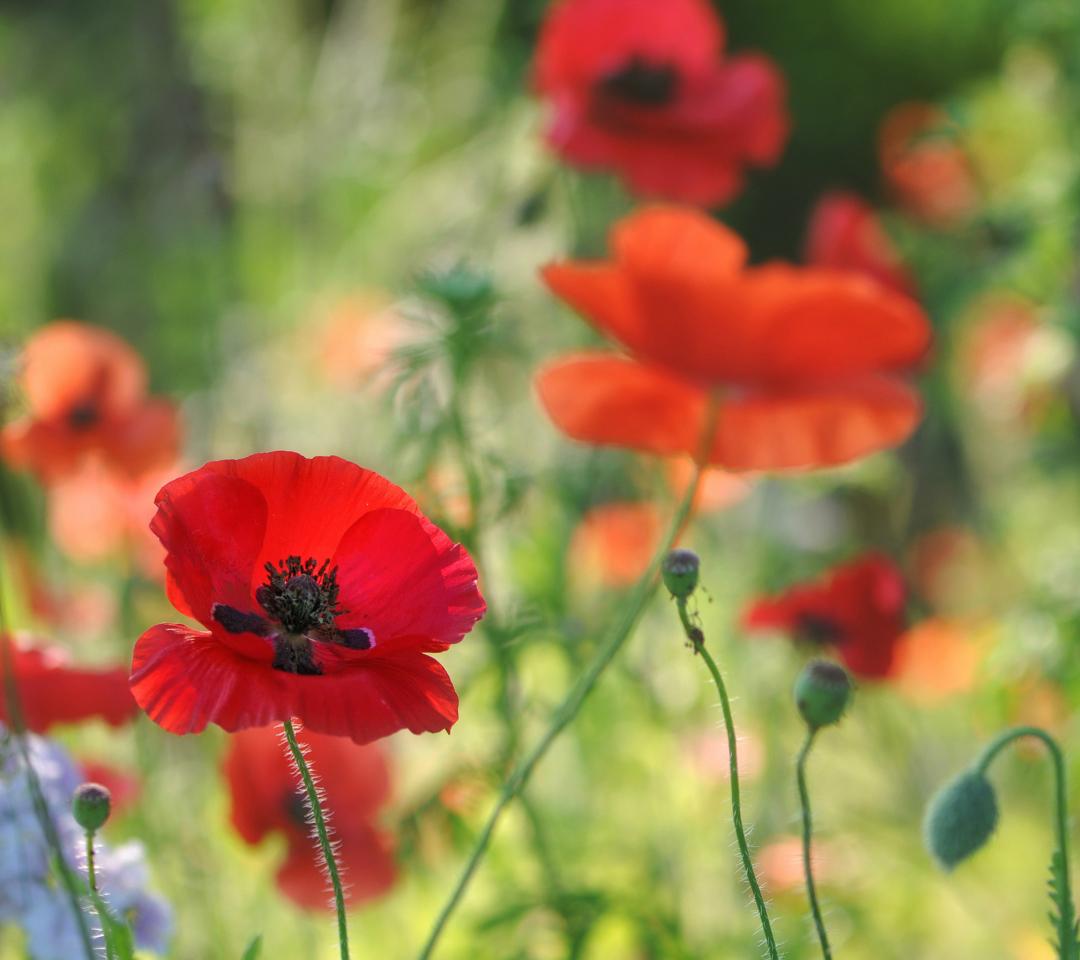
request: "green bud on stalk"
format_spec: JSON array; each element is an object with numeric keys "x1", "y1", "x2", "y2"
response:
[
  {"x1": 923, "y1": 770, "x2": 998, "y2": 870},
  {"x1": 794, "y1": 659, "x2": 852, "y2": 730},
  {"x1": 662, "y1": 549, "x2": 700, "y2": 599},
  {"x1": 72, "y1": 783, "x2": 112, "y2": 834}
]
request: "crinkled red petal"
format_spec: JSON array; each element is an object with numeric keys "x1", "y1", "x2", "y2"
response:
[
  {"x1": 131, "y1": 624, "x2": 459, "y2": 744},
  {"x1": 332, "y1": 507, "x2": 485, "y2": 646}
]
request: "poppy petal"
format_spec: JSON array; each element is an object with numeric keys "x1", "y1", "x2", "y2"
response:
[
  {"x1": 712, "y1": 375, "x2": 923, "y2": 471},
  {"x1": 131, "y1": 624, "x2": 459, "y2": 744},
  {"x1": 151, "y1": 472, "x2": 268, "y2": 627},
  {"x1": 332, "y1": 507, "x2": 485, "y2": 647},
  {"x1": 277, "y1": 822, "x2": 397, "y2": 911},
  {"x1": 193, "y1": 453, "x2": 422, "y2": 578},
  {"x1": 536, "y1": 353, "x2": 708, "y2": 458}
]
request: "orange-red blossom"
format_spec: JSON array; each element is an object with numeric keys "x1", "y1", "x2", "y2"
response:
[{"x1": 535, "y1": 207, "x2": 933, "y2": 471}]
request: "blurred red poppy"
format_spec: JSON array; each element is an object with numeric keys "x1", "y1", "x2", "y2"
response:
[
  {"x1": 803, "y1": 191, "x2": 915, "y2": 297},
  {"x1": 533, "y1": 0, "x2": 788, "y2": 205},
  {"x1": 878, "y1": 102, "x2": 979, "y2": 228},
  {"x1": 567, "y1": 501, "x2": 663, "y2": 588},
  {"x1": 130, "y1": 452, "x2": 486, "y2": 745},
  {"x1": 536, "y1": 207, "x2": 932, "y2": 471},
  {"x1": 0, "y1": 321, "x2": 180, "y2": 485},
  {"x1": 223, "y1": 724, "x2": 396, "y2": 911},
  {"x1": 742, "y1": 553, "x2": 907, "y2": 678},
  {"x1": 0, "y1": 636, "x2": 139, "y2": 732}
]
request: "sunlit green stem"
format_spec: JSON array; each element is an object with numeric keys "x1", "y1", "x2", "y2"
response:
[
  {"x1": 283, "y1": 719, "x2": 350, "y2": 960},
  {"x1": 675, "y1": 598, "x2": 780, "y2": 960},
  {"x1": 83, "y1": 829, "x2": 119, "y2": 960},
  {"x1": 974, "y1": 726, "x2": 1075, "y2": 960},
  {"x1": 796, "y1": 730, "x2": 831, "y2": 960},
  {"x1": 414, "y1": 461, "x2": 707, "y2": 960}
]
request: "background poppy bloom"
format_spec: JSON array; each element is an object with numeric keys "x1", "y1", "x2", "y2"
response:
[
  {"x1": 130, "y1": 451, "x2": 486, "y2": 744},
  {"x1": 0, "y1": 636, "x2": 140, "y2": 732},
  {"x1": 0, "y1": 321, "x2": 180, "y2": 484},
  {"x1": 536, "y1": 207, "x2": 933, "y2": 471},
  {"x1": 742, "y1": 553, "x2": 907, "y2": 678},
  {"x1": 803, "y1": 191, "x2": 915, "y2": 298},
  {"x1": 223, "y1": 724, "x2": 396, "y2": 911},
  {"x1": 533, "y1": 0, "x2": 788, "y2": 206}
]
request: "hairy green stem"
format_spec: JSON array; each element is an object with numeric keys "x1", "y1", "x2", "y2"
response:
[
  {"x1": 796, "y1": 731, "x2": 831, "y2": 960},
  {"x1": 283, "y1": 719, "x2": 350, "y2": 960},
  {"x1": 974, "y1": 725, "x2": 1075, "y2": 960},
  {"x1": 414, "y1": 461, "x2": 706, "y2": 960},
  {"x1": 675, "y1": 599, "x2": 779, "y2": 960}
]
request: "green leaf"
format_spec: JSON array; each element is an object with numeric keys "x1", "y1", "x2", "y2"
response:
[
  {"x1": 241, "y1": 934, "x2": 263, "y2": 960},
  {"x1": 1048, "y1": 850, "x2": 1079, "y2": 960}
]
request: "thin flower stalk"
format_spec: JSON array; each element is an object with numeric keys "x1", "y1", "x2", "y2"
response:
[
  {"x1": 673, "y1": 598, "x2": 780, "y2": 960},
  {"x1": 796, "y1": 730, "x2": 832, "y2": 960},
  {"x1": 282, "y1": 719, "x2": 350, "y2": 960},
  {"x1": 415, "y1": 454, "x2": 708, "y2": 960}
]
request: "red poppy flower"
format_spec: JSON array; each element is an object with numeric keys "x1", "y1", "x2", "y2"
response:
[
  {"x1": 742, "y1": 553, "x2": 906, "y2": 678},
  {"x1": 0, "y1": 321, "x2": 180, "y2": 485},
  {"x1": 0, "y1": 635, "x2": 140, "y2": 732},
  {"x1": 536, "y1": 207, "x2": 933, "y2": 471},
  {"x1": 223, "y1": 724, "x2": 396, "y2": 911},
  {"x1": 567, "y1": 501, "x2": 663, "y2": 588},
  {"x1": 129, "y1": 452, "x2": 486, "y2": 745},
  {"x1": 803, "y1": 191, "x2": 915, "y2": 298},
  {"x1": 533, "y1": 0, "x2": 788, "y2": 206}
]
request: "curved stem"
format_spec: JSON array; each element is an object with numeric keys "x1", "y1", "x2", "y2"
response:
[
  {"x1": 678, "y1": 601, "x2": 779, "y2": 960},
  {"x1": 797, "y1": 731, "x2": 831, "y2": 960},
  {"x1": 415, "y1": 460, "x2": 707, "y2": 960},
  {"x1": 283, "y1": 719, "x2": 350, "y2": 960},
  {"x1": 975, "y1": 726, "x2": 1075, "y2": 960}
]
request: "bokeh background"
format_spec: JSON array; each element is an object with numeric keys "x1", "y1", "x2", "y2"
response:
[{"x1": 3, "y1": 0, "x2": 1080, "y2": 957}]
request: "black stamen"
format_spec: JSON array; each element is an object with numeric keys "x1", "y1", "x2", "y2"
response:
[{"x1": 598, "y1": 56, "x2": 678, "y2": 106}]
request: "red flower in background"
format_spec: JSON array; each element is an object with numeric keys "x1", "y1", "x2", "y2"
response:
[
  {"x1": 567, "y1": 501, "x2": 662, "y2": 588},
  {"x1": 223, "y1": 724, "x2": 396, "y2": 911},
  {"x1": 536, "y1": 207, "x2": 933, "y2": 471},
  {"x1": 0, "y1": 636, "x2": 139, "y2": 732},
  {"x1": 130, "y1": 452, "x2": 486, "y2": 745},
  {"x1": 742, "y1": 553, "x2": 907, "y2": 678},
  {"x1": 878, "y1": 102, "x2": 979, "y2": 229},
  {"x1": 803, "y1": 191, "x2": 915, "y2": 298},
  {"x1": 0, "y1": 321, "x2": 180, "y2": 485},
  {"x1": 533, "y1": 0, "x2": 788, "y2": 205}
]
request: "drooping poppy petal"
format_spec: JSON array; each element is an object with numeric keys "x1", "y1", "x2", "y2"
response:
[
  {"x1": 131, "y1": 624, "x2": 458, "y2": 744},
  {"x1": 0, "y1": 637, "x2": 140, "y2": 733},
  {"x1": 537, "y1": 354, "x2": 922, "y2": 471},
  {"x1": 533, "y1": 0, "x2": 788, "y2": 206},
  {"x1": 743, "y1": 553, "x2": 907, "y2": 679},
  {"x1": 223, "y1": 724, "x2": 396, "y2": 911}
]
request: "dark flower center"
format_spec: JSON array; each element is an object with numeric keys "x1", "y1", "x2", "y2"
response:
[
  {"x1": 212, "y1": 555, "x2": 374, "y2": 677},
  {"x1": 284, "y1": 788, "x2": 309, "y2": 828},
  {"x1": 597, "y1": 56, "x2": 678, "y2": 107},
  {"x1": 257, "y1": 556, "x2": 344, "y2": 635},
  {"x1": 796, "y1": 614, "x2": 844, "y2": 647},
  {"x1": 68, "y1": 401, "x2": 99, "y2": 431}
]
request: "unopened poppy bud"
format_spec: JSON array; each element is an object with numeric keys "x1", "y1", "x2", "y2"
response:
[
  {"x1": 662, "y1": 549, "x2": 700, "y2": 598},
  {"x1": 72, "y1": 783, "x2": 111, "y2": 833},
  {"x1": 794, "y1": 659, "x2": 851, "y2": 729},
  {"x1": 923, "y1": 770, "x2": 998, "y2": 870}
]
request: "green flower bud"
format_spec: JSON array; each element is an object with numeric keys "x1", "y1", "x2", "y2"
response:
[
  {"x1": 72, "y1": 783, "x2": 112, "y2": 834},
  {"x1": 923, "y1": 770, "x2": 998, "y2": 870},
  {"x1": 662, "y1": 549, "x2": 700, "y2": 599},
  {"x1": 794, "y1": 659, "x2": 852, "y2": 729}
]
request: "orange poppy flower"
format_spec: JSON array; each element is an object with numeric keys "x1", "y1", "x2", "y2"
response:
[
  {"x1": 536, "y1": 207, "x2": 932, "y2": 470},
  {"x1": 567, "y1": 501, "x2": 663, "y2": 587},
  {"x1": 1, "y1": 321, "x2": 180, "y2": 484}
]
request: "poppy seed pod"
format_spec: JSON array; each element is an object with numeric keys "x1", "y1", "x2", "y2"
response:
[
  {"x1": 72, "y1": 782, "x2": 112, "y2": 833},
  {"x1": 662, "y1": 549, "x2": 700, "y2": 598},
  {"x1": 794, "y1": 659, "x2": 852, "y2": 729},
  {"x1": 923, "y1": 770, "x2": 998, "y2": 870}
]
